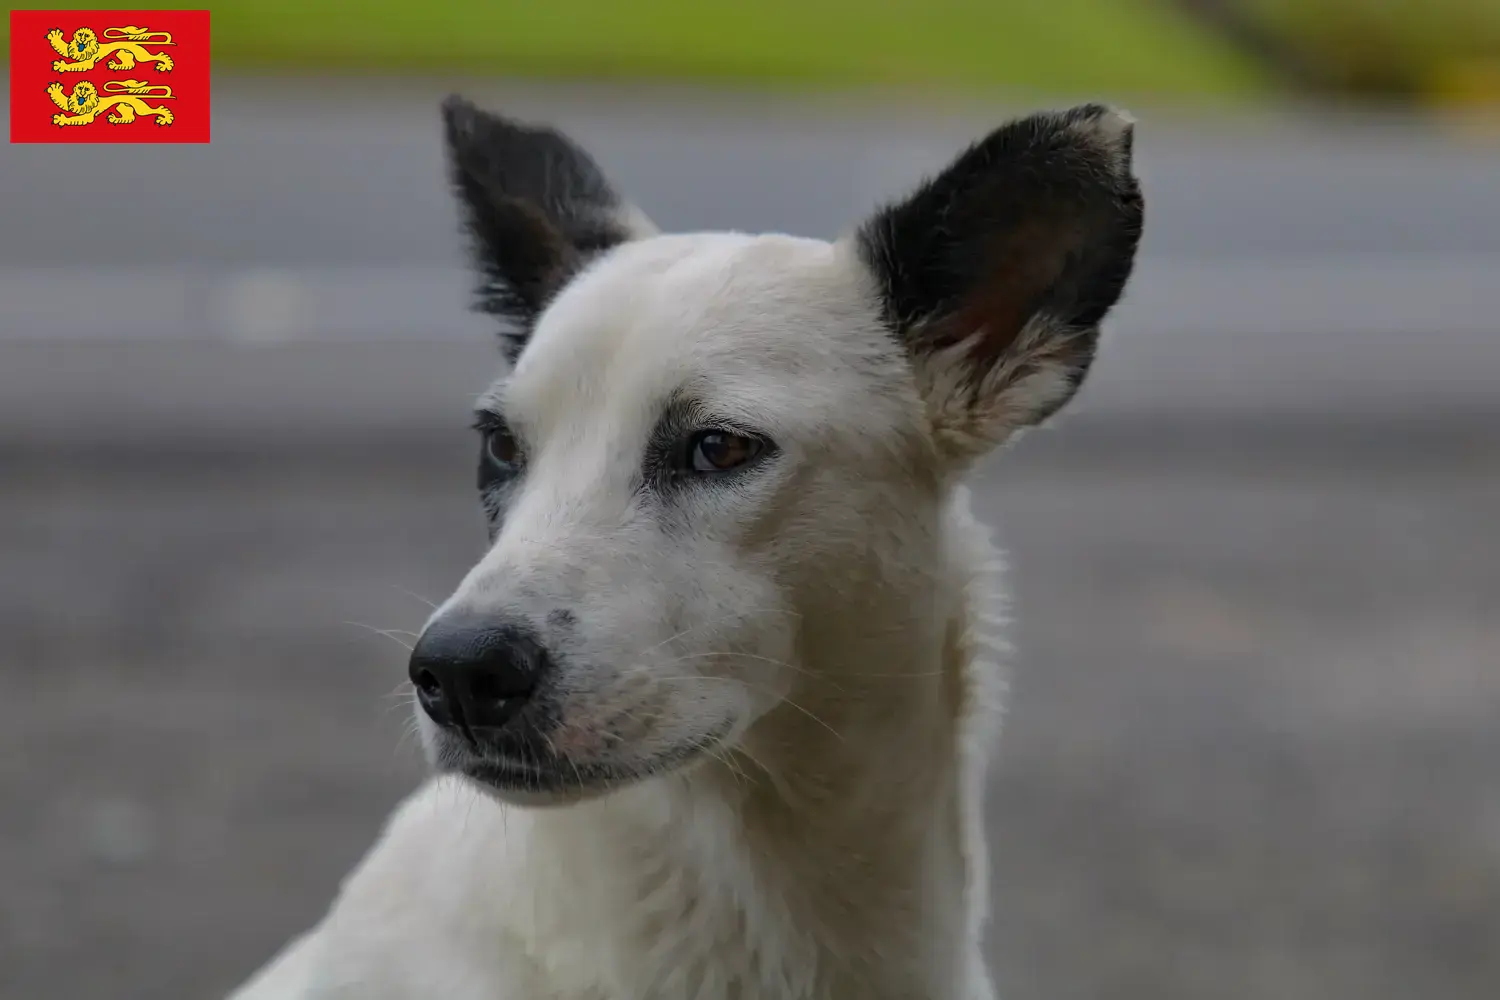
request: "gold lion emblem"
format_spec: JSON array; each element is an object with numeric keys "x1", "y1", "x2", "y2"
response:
[
  {"x1": 47, "y1": 25, "x2": 176, "y2": 73},
  {"x1": 48, "y1": 80, "x2": 176, "y2": 127}
]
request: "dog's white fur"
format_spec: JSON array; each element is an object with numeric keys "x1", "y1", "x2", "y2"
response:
[{"x1": 229, "y1": 101, "x2": 1141, "y2": 1000}]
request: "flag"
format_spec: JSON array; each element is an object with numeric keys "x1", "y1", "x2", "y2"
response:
[{"x1": 9, "y1": 9, "x2": 211, "y2": 143}]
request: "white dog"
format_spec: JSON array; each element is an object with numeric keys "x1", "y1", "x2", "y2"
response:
[{"x1": 229, "y1": 95, "x2": 1143, "y2": 1000}]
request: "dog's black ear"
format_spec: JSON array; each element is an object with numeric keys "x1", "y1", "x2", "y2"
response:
[
  {"x1": 442, "y1": 95, "x2": 657, "y2": 361},
  {"x1": 858, "y1": 104, "x2": 1143, "y2": 459}
]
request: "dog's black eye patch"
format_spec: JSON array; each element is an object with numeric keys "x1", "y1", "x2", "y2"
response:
[
  {"x1": 473, "y1": 410, "x2": 523, "y2": 534},
  {"x1": 482, "y1": 425, "x2": 520, "y2": 469}
]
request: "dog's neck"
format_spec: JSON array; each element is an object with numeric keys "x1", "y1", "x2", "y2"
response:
[{"x1": 526, "y1": 500, "x2": 999, "y2": 997}]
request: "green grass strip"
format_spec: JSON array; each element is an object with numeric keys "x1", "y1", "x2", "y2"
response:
[{"x1": 4, "y1": 1, "x2": 1270, "y2": 97}]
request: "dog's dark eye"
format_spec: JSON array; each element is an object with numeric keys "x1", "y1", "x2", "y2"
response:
[
  {"x1": 484, "y1": 427, "x2": 519, "y2": 468},
  {"x1": 687, "y1": 431, "x2": 763, "y2": 473}
]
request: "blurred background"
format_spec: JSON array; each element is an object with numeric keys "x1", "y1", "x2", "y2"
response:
[{"x1": 2, "y1": 2, "x2": 1498, "y2": 998}]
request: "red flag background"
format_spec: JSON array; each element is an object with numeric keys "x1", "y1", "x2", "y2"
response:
[{"x1": 9, "y1": 9, "x2": 211, "y2": 143}]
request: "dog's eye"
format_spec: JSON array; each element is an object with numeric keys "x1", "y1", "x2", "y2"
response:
[
  {"x1": 687, "y1": 431, "x2": 763, "y2": 473},
  {"x1": 484, "y1": 427, "x2": 520, "y2": 467}
]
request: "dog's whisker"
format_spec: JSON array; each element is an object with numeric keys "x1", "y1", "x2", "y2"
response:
[
  {"x1": 648, "y1": 650, "x2": 844, "y2": 689},
  {"x1": 383, "y1": 693, "x2": 419, "y2": 718},
  {"x1": 634, "y1": 608, "x2": 804, "y2": 657},
  {"x1": 647, "y1": 675, "x2": 845, "y2": 743},
  {"x1": 393, "y1": 717, "x2": 424, "y2": 757},
  {"x1": 344, "y1": 621, "x2": 417, "y2": 652},
  {"x1": 727, "y1": 742, "x2": 770, "y2": 779},
  {"x1": 389, "y1": 584, "x2": 439, "y2": 611},
  {"x1": 701, "y1": 739, "x2": 752, "y2": 791}
]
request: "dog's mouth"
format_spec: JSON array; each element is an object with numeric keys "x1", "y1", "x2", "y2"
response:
[{"x1": 441, "y1": 720, "x2": 736, "y2": 803}]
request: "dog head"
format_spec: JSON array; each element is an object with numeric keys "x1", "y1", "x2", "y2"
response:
[{"x1": 410, "y1": 96, "x2": 1142, "y2": 804}]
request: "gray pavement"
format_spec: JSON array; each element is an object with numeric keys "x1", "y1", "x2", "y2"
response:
[
  {"x1": 2, "y1": 79, "x2": 1499, "y2": 1000},
  {"x1": 3, "y1": 428, "x2": 1497, "y2": 1000},
  {"x1": 7, "y1": 79, "x2": 1500, "y2": 266},
  {"x1": 3, "y1": 79, "x2": 1500, "y2": 419}
]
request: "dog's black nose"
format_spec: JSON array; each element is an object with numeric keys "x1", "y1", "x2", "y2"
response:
[{"x1": 408, "y1": 619, "x2": 546, "y2": 736}]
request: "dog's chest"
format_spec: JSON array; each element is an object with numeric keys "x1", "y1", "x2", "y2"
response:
[
  {"x1": 505, "y1": 805, "x2": 825, "y2": 1000},
  {"x1": 309, "y1": 783, "x2": 820, "y2": 999}
]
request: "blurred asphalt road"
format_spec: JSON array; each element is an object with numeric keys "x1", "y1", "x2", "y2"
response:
[
  {"x1": 3, "y1": 78, "x2": 1500, "y2": 428},
  {"x1": 1, "y1": 80, "x2": 1498, "y2": 1000}
]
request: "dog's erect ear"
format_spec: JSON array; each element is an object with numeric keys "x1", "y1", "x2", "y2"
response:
[
  {"x1": 442, "y1": 95, "x2": 657, "y2": 361},
  {"x1": 857, "y1": 104, "x2": 1143, "y2": 460}
]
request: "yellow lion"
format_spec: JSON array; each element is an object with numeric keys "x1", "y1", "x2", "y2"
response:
[
  {"x1": 47, "y1": 25, "x2": 175, "y2": 73},
  {"x1": 48, "y1": 80, "x2": 176, "y2": 127}
]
